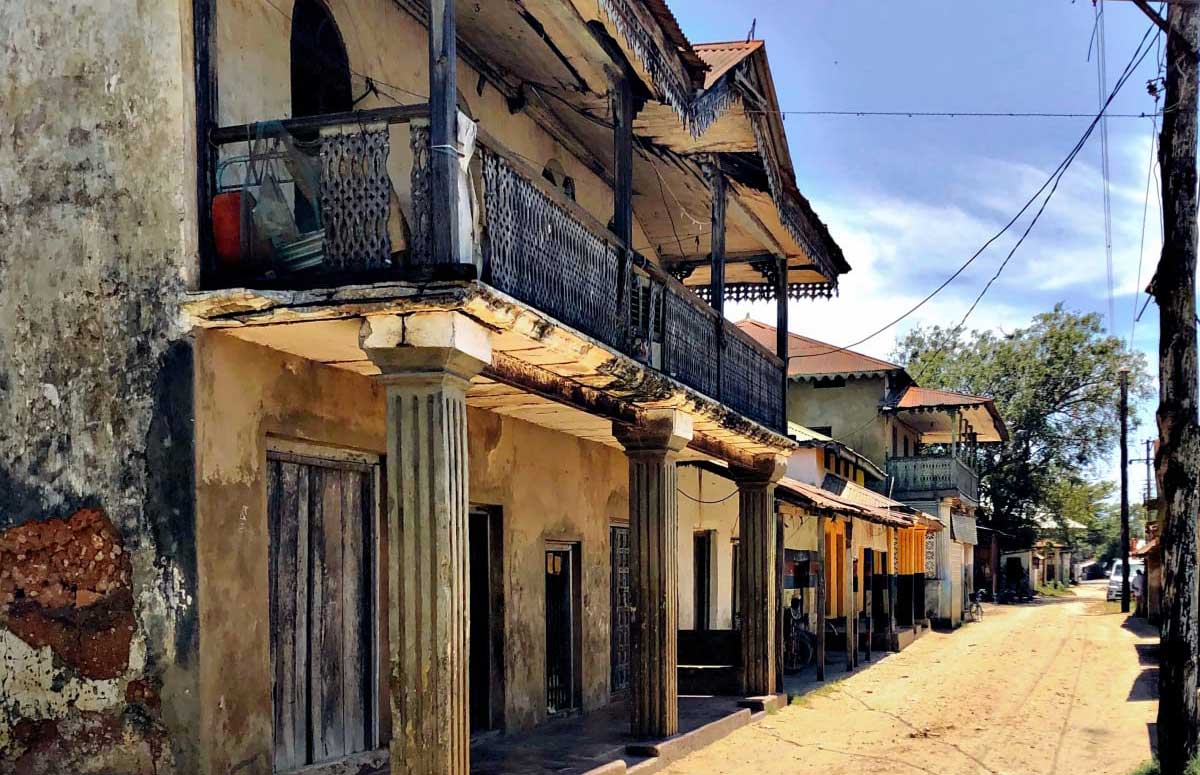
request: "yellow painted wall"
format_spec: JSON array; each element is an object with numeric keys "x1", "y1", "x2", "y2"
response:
[
  {"x1": 194, "y1": 332, "x2": 629, "y2": 773},
  {"x1": 676, "y1": 467, "x2": 739, "y2": 630}
]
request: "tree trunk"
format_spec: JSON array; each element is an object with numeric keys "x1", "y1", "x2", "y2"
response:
[{"x1": 1156, "y1": 4, "x2": 1200, "y2": 772}]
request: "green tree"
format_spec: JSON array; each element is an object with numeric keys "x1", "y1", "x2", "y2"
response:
[{"x1": 893, "y1": 304, "x2": 1151, "y2": 549}]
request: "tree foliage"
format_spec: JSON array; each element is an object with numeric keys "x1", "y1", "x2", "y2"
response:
[{"x1": 893, "y1": 304, "x2": 1151, "y2": 549}]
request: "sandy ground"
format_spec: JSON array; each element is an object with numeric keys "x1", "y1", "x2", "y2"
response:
[{"x1": 660, "y1": 581, "x2": 1158, "y2": 775}]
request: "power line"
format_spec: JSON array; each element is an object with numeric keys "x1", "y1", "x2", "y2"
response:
[
  {"x1": 792, "y1": 22, "x2": 1160, "y2": 365},
  {"x1": 740, "y1": 109, "x2": 1160, "y2": 119},
  {"x1": 1094, "y1": 0, "x2": 1119, "y2": 335}
]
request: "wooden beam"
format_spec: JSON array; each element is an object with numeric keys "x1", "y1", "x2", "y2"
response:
[
  {"x1": 706, "y1": 157, "x2": 727, "y2": 319},
  {"x1": 728, "y1": 187, "x2": 788, "y2": 259},
  {"x1": 482, "y1": 352, "x2": 639, "y2": 424},
  {"x1": 485, "y1": 353, "x2": 777, "y2": 470},
  {"x1": 429, "y1": 0, "x2": 460, "y2": 265},
  {"x1": 614, "y1": 74, "x2": 635, "y2": 344},
  {"x1": 193, "y1": 0, "x2": 218, "y2": 286},
  {"x1": 211, "y1": 104, "x2": 431, "y2": 145}
]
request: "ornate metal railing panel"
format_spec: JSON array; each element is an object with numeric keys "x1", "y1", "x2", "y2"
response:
[
  {"x1": 481, "y1": 148, "x2": 624, "y2": 350},
  {"x1": 721, "y1": 332, "x2": 784, "y2": 430},
  {"x1": 888, "y1": 455, "x2": 980, "y2": 502},
  {"x1": 660, "y1": 283, "x2": 720, "y2": 400},
  {"x1": 319, "y1": 125, "x2": 392, "y2": 272}
]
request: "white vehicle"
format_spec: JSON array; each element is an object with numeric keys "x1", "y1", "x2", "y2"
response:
[{"x1": 1107, "y1": 560, "x2": 1146, "y2": 602}]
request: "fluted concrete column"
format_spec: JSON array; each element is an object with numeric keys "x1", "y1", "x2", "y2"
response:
[
  {"x1": 362, "y1": 312, "x2": 491, "y2": 775},
  {"x1": 734, "y1": 455, "x2": 786, "y2": 697},
  {"x1": 614, "y1": 410, "x2": 693, "y2": 739}
]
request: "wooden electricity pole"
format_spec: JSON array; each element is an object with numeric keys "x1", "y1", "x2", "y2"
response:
[
  {"x1": 1129, "y1": 1, "x2": 1200, "y2": 771},
  {"x1": 1120, "y1": 369, "x2": 1131, "y2": 613}
]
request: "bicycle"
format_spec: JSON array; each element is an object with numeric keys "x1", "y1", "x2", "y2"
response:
[{"x1": 967, "y1": 589, "x2": 985, "y2": 622}]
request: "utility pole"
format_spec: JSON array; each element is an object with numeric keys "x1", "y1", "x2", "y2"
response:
[
  {"x1": 1120, "y1": 369, "x2": 1131, "y2": 614},
  {"x1": 1129, "y1": 1, "x2": 1200, "y2": 771}
]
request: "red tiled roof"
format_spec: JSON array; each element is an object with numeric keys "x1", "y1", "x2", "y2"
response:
[
  {"x1": 735, "y1": 320, "x2": 904, "y2": 379},
  {"x1": 693, "y1": 40, "x2": 764, "y2": 89}
]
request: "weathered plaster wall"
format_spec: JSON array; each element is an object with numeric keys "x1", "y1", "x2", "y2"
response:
[
  {"x1": 193, "y1": 332, "x2": 629, "y2": 771},
  {"x1": 214, "y1": 0, "x2": 660, "y2": 259},
  {"x1": 193, "y1": 332, "x2": 388, "y2": 775},
  {"x1": 788, "y1": 377, "x2": 887, "y2": 466},
  {"x1": 469, "y1": 406, "x2": 628, "y2": 732},
  {"x1": 0, "y1": 0, "x2": 200, "y2": 771},
  {"x1": 676, "y1": 468, "x2": 737, "y2": 631}
]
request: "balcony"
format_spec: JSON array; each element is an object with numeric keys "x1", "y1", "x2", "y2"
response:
[
  {"x1": 203, "y1": 108, "x2": 784, "y2": 433},
  {"x1": 886, "y1": 455, "x2": 979, "y2": 504}
]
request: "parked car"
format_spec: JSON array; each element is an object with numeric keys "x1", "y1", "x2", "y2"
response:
[{"x1": 1107, "y1": 560, "x2": 1145, "y2": 601}]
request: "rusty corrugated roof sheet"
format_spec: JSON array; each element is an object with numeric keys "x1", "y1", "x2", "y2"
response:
[
  {"x1": 821, "y1": 475, "x2": 917, "y2": 528},
  {"x1": 736, "y1": 320, "x2": 904, "y2": 379},
  {"x1": 896, "y1": 385, "x2": 991, "y2": 409},
  {"x1": 693, "y1": 40, "x2": 764, "y2": 88}
]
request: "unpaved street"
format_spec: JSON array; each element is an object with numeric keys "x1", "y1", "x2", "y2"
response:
[{"x1": 662, "y1": 582, "x2": 1158, "y2": 775}]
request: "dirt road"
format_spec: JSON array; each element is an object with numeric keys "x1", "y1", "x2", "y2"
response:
[{"x1": 661, "y1": 581, "x2": 1158, "y2": 775}]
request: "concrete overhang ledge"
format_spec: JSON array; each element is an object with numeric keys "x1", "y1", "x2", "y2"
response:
[{"x1": 180, "y1": 280, "x2": 796, "y2": 459}]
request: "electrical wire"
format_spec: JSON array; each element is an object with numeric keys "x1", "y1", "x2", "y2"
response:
[
  {"x1": 1094, "y1": 0, "x2": 1119, "y2": 334},
  {"x1": 791, "y1": 22, "x2": 1160, "y2": 365},
  {"x1": 676, "y1": 487, "x2": 740, "y2": 505},
  {"x1": 739, "y1": 109, "x2": 1160, "y2": 119}
]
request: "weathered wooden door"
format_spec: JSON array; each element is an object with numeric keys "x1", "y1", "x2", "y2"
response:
[
  {"x1": 610, "y1": 525, "x2": 631, "y2": 694},
  {"x1": 268, "y1": 448, "x2": 380, "y2": 772}
]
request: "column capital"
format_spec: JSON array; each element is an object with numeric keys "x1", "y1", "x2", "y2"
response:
[
  {"x1": 613, "y1": 409, "x2": 693, "y2": 455},
  {"x1": 731, "y1": 453, "x2": 788, "y2": 487},
  {"x1": 360, "y1": 311, "x2": 492, "y2": 383}
]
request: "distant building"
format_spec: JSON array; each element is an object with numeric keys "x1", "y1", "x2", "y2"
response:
[{"x1": 737, "y1": 322, "x2": 1008, "y2": 629}]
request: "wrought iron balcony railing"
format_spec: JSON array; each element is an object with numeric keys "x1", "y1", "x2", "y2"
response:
[
  {"x1": 206, "y1": 107, "x2": 785, "y2": 433},
  {"x1": 886, "y1": 455, "x2": 980, "y2": 503}
]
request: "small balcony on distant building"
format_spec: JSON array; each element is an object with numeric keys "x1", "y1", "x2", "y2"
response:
[
  {"x1": 887, "y1": 454, "x2": 980, "y2": 504},
  {"x1": 882, "y1": 385, "x2": 1008, "y2": 507}
]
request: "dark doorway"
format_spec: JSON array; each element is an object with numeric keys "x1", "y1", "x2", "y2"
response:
[
  {"x1": 874, "y1": 551, "x2": 889, "y2": 631},
  {"x1": 290, "y1": 0, "x2": 352, "y2": 230},
  {"x1": 290, "y1": 0, "x2": 352, "y2": 118},
  {"x1": 469, "y1": 507, "x2": 504, "y2": 733},
  {"x1": 545, "y1": 544, "x2": 580, "y2": 716},
  {"x1": 610, "y1": 526, "x2": 631, "y2": 694},
  {"x1": 693, "y1": 531, "x2": 713, "y2": 630}
]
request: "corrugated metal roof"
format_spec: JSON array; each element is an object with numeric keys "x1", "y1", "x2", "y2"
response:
[
  {"x1": 821, "y1": 475, "x2": 916, "y2": 528},
  {"x1": 951, "y1": 514, "x2": 979, "y2": 545},
  {"x1": 896, "y1": 386, "x2": 990, "y2": 409},
  {"x1": 693, "y1": 40, "x2": 764, "y2": 88},
  {"x1": 736, "y1": 320, "x2": 904, "y2": 379}
]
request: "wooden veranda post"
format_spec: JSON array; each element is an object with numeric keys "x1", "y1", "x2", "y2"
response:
[
  {"x1": 776, "y1": 255, "x2": 789, "y2": 431},
  {"x1": 428, "y1": 0, "x2": 459, "y2": 266},
  {"x1": 613, "y1": 75, "x2": 634, "y2": 344},
  {"x1": 706, "y1": 157, "x2": 727, "y2": 318},
  {"x1": 845, "y1": 519, "x2": 855, "y2": 671},
  {"x1": 1153, "y1": 0, "x2": 1200, "y2": 769},
  {"x1": 816, "y1": 513, "x2": 827, "y2": 681}
]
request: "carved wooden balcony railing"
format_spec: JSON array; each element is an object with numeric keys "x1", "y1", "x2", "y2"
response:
[
  {"x1": 206, "y1": 108, "x2": 786, "y2": 433},
  {"x1": 887, "y1": 455, "x2": 980, "y2": 503},
  {"x1": 478, "y1": 145, "x2": 784, "y2": 432}
]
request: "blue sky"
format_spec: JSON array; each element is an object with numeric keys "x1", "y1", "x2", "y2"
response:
[{"x1": 675, "y1": 0, "x2": 1165, "y2": 493}]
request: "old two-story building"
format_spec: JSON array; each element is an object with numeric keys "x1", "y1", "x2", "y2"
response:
[
  {"x1": 674, "y1": 418, "x2": 939, "y2": 700},
  {"x1": 0, "y1": 1, "x2": 857, "y2": 774},
  {"x1": 737, "y1": 323, "x2": 1008, "y2": 629}
]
